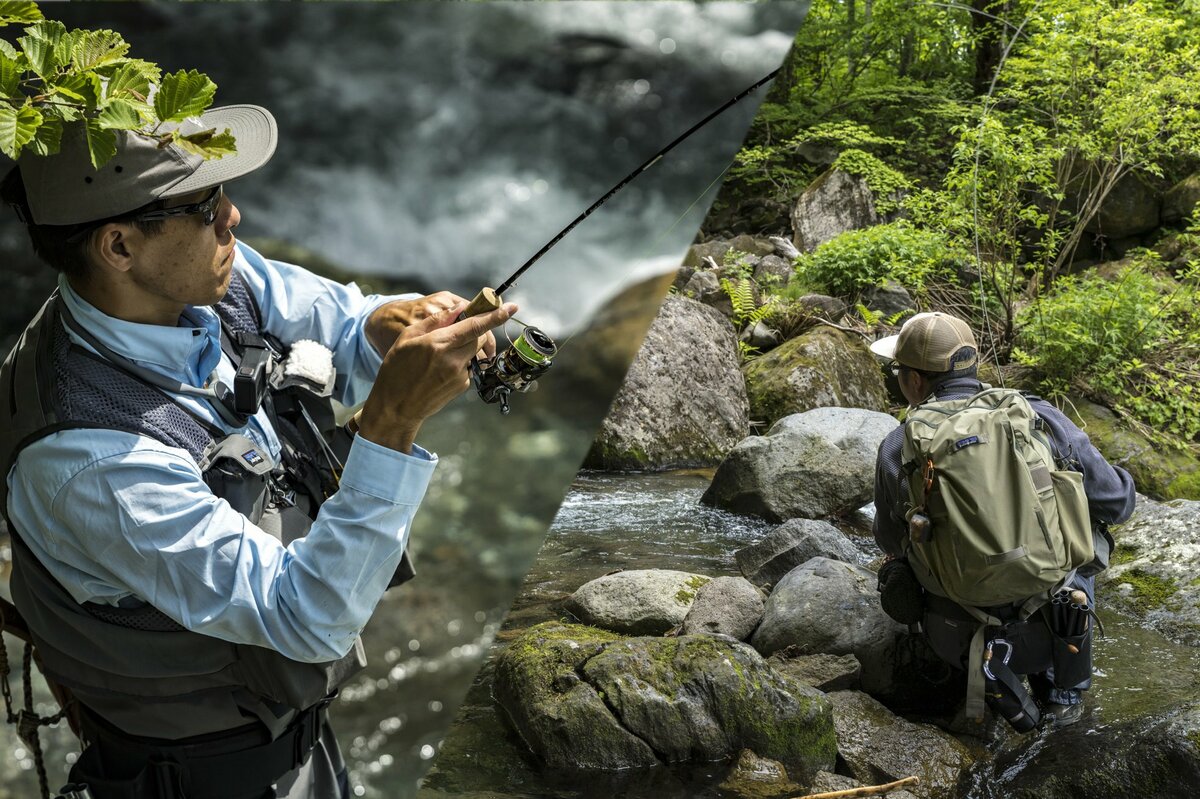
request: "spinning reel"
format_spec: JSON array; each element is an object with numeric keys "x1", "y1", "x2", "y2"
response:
[{"x1": 459, "y1": 287, "x2": 558, "y2": 415}]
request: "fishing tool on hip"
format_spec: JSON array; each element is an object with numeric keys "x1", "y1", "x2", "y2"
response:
[{"x1": 457, "y1": 68, "x2": 780, "y2": 414}]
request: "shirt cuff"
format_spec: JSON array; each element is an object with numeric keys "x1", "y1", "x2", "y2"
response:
[{"x1": 339, "y1": 432, "x2": 437, "y2": 505}]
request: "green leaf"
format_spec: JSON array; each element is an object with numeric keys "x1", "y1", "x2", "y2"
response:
[
  {"x1": 97, "y1": 97, "x2": 144, "y2": 130},
  {"x1": 0, "y1": 38, "x2": 20, "y2": 60},
  {"x1": 25, "y1": 114, "x2": 60, "y2": 156},
  {"x1": 0, "y1": 52, "x2": 21, "y2": 96},
  {"x1": 18, "y1": 19, "x2": 69, "y2": 78},
  {"x1": 83, "y1": 118, "x2": 116, "y2": 169},
  {"x1": 105, "y1": 59, "x2": 159, "y2": 101},
  {"x1": 0, "y1": 102, "x2": 40, "y2": 159},
  {"x1": 51, "y1": 71, "x2": 100, "y2": 110},
  {"x1": 154, "y1": 69, "x2": 216, "y2": 122},
  {"x1": 70, "y1": 28, "x2": 129, "y2": 72},
  {"x1": 0, "y1": 2, "x2": 43, "y2": 27},
  {"x1": 172, "y1": 127, "x2": 236, "y2": 160}
]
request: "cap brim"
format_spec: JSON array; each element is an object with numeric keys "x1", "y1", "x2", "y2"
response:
[
  {"x1": 161, "y1": 105, "x2": 277, "y2": 197},
  {"x1": 869, "y1": 334, "x2": 899, "y2": 361}
]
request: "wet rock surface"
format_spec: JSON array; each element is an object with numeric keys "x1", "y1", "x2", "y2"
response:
[
  {"x1": 494, "y1": 622, "x2": 838, "y2": 779},
  {"x1": 1102, "y1": 497, "x2": 1200, "y2": 643},
  {"x1": 586, "y1": 296, "x2": 750, "y2": 471},
  {"x1": 717, "y1": 750, "x2": 802, "y2": 799},
  {"x1": 736, "y1": 518, "x2": 864, "y2": 588},
  {"x1": 741, "y1": 326, "x2": 889, "y2": 427},
  {"x1": 766, "y1": 652, "x2": 862, "y2": 693},
  {"x1": 701, "y1": 407, "x2": 898, "y2": 522},
  {"x1": 827, "y1": 690, "x2": 974, "y2": 799},
  {"x1": 680, "y1": 575, "x2": 765, "y2": 640},
  {"x1": 564, "y1": 569, "x2": 710, "y2": 636}
]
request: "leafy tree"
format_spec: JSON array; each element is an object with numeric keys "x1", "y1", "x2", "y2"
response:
[{"x1": 0, "y1": 2, "x2": 235, "y2": 167}]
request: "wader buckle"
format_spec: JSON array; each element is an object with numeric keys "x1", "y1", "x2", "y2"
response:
[{"x1": 55, "y1": 783, "x2": 94, "y2": 799}]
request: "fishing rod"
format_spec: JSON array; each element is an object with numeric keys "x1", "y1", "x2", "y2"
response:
[{"x1": 463, "y1": 68, "x2": 780, "y2": 414}]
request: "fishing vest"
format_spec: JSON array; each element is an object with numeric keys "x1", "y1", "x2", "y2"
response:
[{"x1": 0, "y1": 270, "x2": 411, "y2": 742}]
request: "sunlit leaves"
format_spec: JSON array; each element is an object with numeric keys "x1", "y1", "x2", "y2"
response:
[
  {"x1": 0, "y1": 5, "x2": 234, "y2": 164},
  {"x1": 154, "y1": 69, "x2": 216, "y2": 122},
  {"x1": 172, "y1": 127, "x2": 236, "y2": 159},
  {"x1": 0, "y1": 102, "x2": 40, "y2": 158},
  {"x1": 0, "y1": 1, "x2": 41, "y2": 27}
]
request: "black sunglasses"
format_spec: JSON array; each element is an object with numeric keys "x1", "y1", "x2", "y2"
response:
[{"x1": 132, "y1": 184, "x2": 224, "y2": 226}]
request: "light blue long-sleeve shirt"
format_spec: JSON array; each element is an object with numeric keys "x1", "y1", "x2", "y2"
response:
[{"x1": 6, "y1": 242, "x2": 437, "y2": 664}]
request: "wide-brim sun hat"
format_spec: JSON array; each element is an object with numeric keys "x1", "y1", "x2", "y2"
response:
[
  {"x1": 18, "y1": 104, "x2": 277, "y2": 226},
  {"x1": 869, "y1": 311, "x2": 979, "y2": 373}
]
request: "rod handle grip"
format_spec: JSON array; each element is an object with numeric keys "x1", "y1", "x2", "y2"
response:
[{"x1": 459, "y1": 287, "x2": 502, "y2": 319}]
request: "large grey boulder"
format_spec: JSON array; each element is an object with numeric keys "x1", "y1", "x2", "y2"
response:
[
  {"x1": 493, "y1": 622, "x2": 839, "y2": 778},
  {"x1": 586, "y1": 296, "x2": 750, "y2": 470},
  {"x1": 736, "y1": 518, "x2": 862, "y2": 588},
  {"x1": 1067, "y1": 170, "x2": 1161, "y2": 239},
  {"x1": 1101, "y1": 497, "x2": 1200, "y2": 644},
  {"x1": 741, "y1": 327, "x2": 890, "y2": 429},
  {"x1": 564, "y1": 569, "x2": 709, "y2": 636},
  {"x1": 681, "y1": 576, "x2": 765, "y2": 640},
  {"x1": 752, "y1": 254, "x2": 794, "y2": 288},
  {"x1": 791, "y1": 168, "x2": 883, "y2": 253},
  {"x1": 1164, "y1": 172, "x2": 1200, "y2": 224},
  {"x1": 750, "y1": 558, "x2": 902, "y2": 679},
  {"x1": 827, "y1": 691, "x2": 974, "y2": 799},
  {"x1": 701, "y1": 407, "x2": 898, "y2": 522},
  {"x1": 767, "y1": 652, "x2": 862, "y2": 693},
  {"x1": 973, "y1": 701, "x2": 1200, "y2": 798},
  {"x1": 862, "y1": 280, "x2": 916, "y2": 318}
]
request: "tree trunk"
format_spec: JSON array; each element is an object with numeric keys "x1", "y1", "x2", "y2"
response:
[{"x1": 972, "y1": 0, "x2": 1003, "y2": 95}]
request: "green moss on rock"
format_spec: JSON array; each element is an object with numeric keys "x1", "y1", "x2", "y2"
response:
[{"x1": 1120, "y1": 569, "x2": 1180, "y2": 611}]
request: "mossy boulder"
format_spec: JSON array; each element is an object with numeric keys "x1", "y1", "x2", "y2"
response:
[
  {"x1": 971, "y1": 700, "x2": 1200, "y2": 798},
  {"x1": 1100, "y1": 497, "x2": 1200, "y2": 644},
  {"x1": 494, "y1": 622, "x2": 839, "y2": 779},
  {"x1": 1063, "y1": 396, "x2": 1200, "y2": 500},
  {"x1": 827, "y1": 691, "x2": 973, "y2": 799},
  {"x1": 564, "y1": 570, "x2": 711, "y2": 636},
  {"x1": 1163, "y1": 172, "x2": 1200, "y2": 224},
  {"x1": 742, "y1": 326, "x2": 889, "y2": 428},
  {"x1": 585, "y1": 296, "x2": 750, "y2": 471}
]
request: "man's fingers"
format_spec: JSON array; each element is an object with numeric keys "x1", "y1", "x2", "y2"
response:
[{"x1": 442, "y1": 303, "x2": 518, "y2": 347}]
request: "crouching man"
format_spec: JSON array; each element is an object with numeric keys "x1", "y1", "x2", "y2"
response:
[
  {"x1": 0, "y1": 104, "x2": 513, "y2": 798},
  {"x1": 870, "y1": 312, "x2": 1135, "y2": 730}
]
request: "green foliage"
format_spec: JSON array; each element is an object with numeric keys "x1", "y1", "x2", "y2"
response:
[
  {"x1": 1015, "y1": 258, "x2": 1200, "y2": 444},
  {"x1": 831, "y1": 148, "x2": 910, "y2": 215},
  {"x1": 793, "y1": 222, "x2": 969, "y2": 297},
  {"x1": 0, "y1": 3, "x2": 234, "y2": 166}
]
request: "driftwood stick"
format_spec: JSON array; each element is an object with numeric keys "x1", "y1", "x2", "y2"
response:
[{"x1": 792, "y1": 775, "x2": 920, "y2": 799}]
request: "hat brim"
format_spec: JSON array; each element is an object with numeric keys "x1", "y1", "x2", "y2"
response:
[
  {"x1": 869, "y1": 334, "x2": 899, "y2": 361},
  {"x1": 161, "y1": 105, "x2": 277, "y2": 197}
]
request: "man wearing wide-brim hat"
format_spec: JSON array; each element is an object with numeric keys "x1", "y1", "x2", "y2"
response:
[
  {"x1": 1, "y1": 104, "x2": 513, "y2": 798},
  {"x1": 869, "y1": 311, "x2": 1135, "y2": 729}
]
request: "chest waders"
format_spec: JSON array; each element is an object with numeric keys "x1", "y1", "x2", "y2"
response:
[{"x1": 0, "y1": 268, "x2": 414, "y2": 799}]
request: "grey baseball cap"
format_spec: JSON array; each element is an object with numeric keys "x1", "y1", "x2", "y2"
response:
[{"x1": 17, "y1": 104, "x2": 277, "y2": 226}]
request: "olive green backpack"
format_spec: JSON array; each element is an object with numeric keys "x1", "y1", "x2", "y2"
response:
[{"x1": 900, "y1": 388, "x2": 1095, "y2": 720}]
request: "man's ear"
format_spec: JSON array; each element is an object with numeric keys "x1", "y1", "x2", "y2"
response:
[{"x1": 89, "y1": 223, "x2": 135, "y2": 275}]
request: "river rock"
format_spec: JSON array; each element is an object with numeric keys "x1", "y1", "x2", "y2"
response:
[
  {"x1": 586, "y1": 296, "x2": 750, "y2": 470},
  {"x1": 1064, "y1": 397, "x2": 1200, "y2": 499},
  {"x1": 718, "y1": 750, "x2": 802, "y2": 799},
  {"x1": 750, "y1": 558, "x2": 902, "y2": 673},
  {"x1": 681, "y1": 576, "x2": 765, "y2": 640},
  {"x1": 791, "y1": 168, "x2": 883, "y2": 253},
  {"x1": 796, "y1": 293, "x2": 848, "y2": 321},
  {"x1": 580, "y1": 634, "x2": 838, "y2": 779},
  {"x1": 807, "y1": 772, "x2": 918, "y2": 799},
  {"x1": 1101, "y1": 497, "x2": 1200, "y2": 644},
  {"x1": 492, "y1": 622, "x2": 658, "y2": 769},
  {"x1": 862, "y1": 280, "x2": 916, "y2": 318},
  {"x1": 683, "y1": 239, "x2": 734, "y2": 269},
  {"x1": 767, "y1": 652, "x2": 861, "y2": 692},
  {"x1": 827, "y1": 691, "x2": 973, "y2": 799},
  {"x1": 741, "y1": 327, "x2": 889, "y2": 428},
  {"x1": 752, "y1": 255, "x2": 794, "y2": 288},
  {"x1": 975, "y1": 700, "x2": 1200, "y2": 798},
  {"x1": 728, "y1": 234, "x2": 777, "y2": 258},
  {"x1": 1164, "y1": 172, "x2": 1200, "y2": 224},
  {"x1": 736, "y1": 519, "x2": 862, "y2": 588},
  {"x1": 564, "y1": 569, "x2": 710, "y2": 636},
  {"x1": 769, "y1": 236, "x2": 800, "y2": 261},
  {"x1": 741, "y1": 320, "x2": 781, "y2": 352},
  {"x1": 682, "y1": 268, "x2": 729, "y2": 310},
  {"x1": 701, "y1": 407, "x2": 898, "y2": 522},
  {"x1": 1066, "y1": 170, "x2": 1161, "y2": 239}
]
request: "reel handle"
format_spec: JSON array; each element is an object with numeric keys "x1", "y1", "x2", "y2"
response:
[{"x1": 348, "y1": 287, "x2": 503, "y2": 435}]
